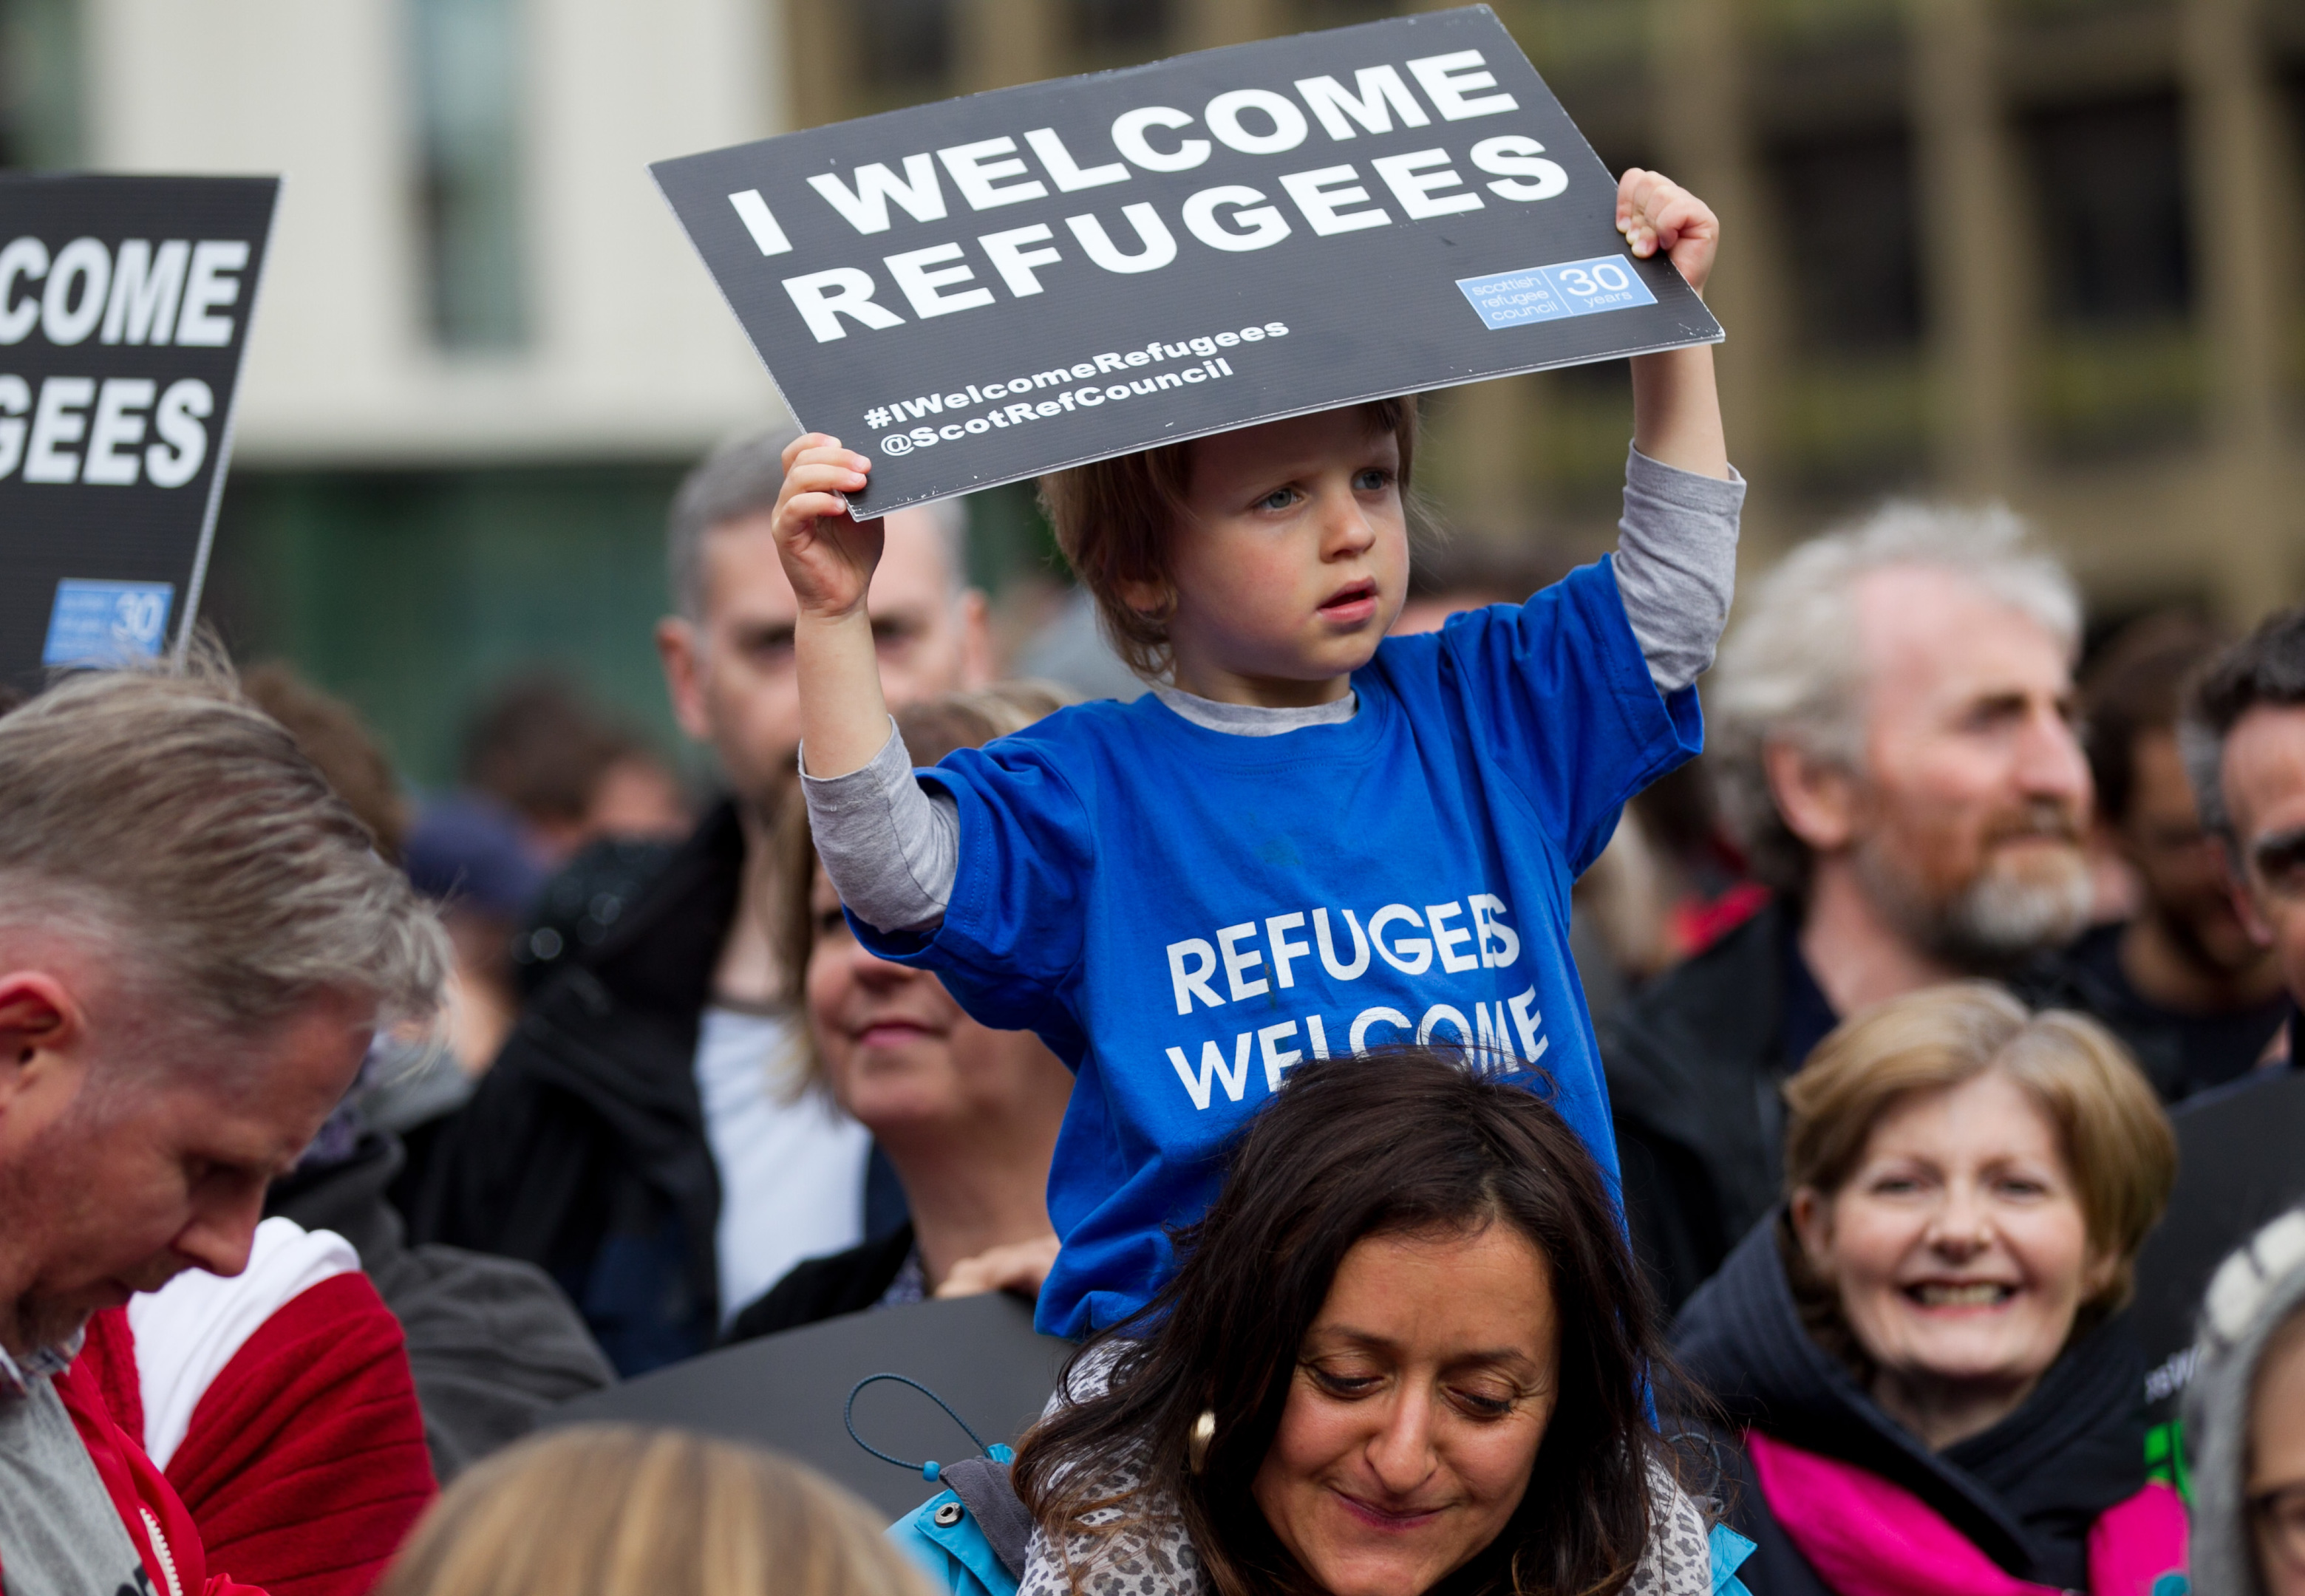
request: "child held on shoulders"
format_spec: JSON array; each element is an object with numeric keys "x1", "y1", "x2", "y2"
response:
[{"x1": 773, "y1": 169, "x2": 1745, "y2": 1340}]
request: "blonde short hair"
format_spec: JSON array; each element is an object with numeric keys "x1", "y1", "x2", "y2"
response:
[
  {"x1": 377, "y1": 1425, "x2": 926, "y2": 1596},
  {"x1": 1784, "y1": 983, "x2": 2175, "y2": 1308}
]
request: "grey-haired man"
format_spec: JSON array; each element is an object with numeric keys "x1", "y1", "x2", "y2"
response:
[
  {"x1": 1604, "y1": 505, "x2": 2095, "y2": 1312},
  {"x1": 0, "y1": 665, "x2": 445, "y2": 1592}
]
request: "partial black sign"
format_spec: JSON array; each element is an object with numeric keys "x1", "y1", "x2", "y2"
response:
[
  {"x1": 0, "y1": 174, "x2": 279, "y2": 689},
  {"x1": 652, "y1": 5, "x2": 1720, "y2": 514},
  {"x1": 548, "y1": 1292, "x2": 1074, "y2": 1521}
]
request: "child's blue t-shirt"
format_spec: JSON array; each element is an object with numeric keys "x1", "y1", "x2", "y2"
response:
[{"x1": 855, "y1": 558, "x2": 1701, "y2": 1339}]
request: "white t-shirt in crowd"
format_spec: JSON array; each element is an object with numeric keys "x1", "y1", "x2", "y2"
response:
[{"x1": 692, "y1": 1003, "x2": 871, "y2": 1325}]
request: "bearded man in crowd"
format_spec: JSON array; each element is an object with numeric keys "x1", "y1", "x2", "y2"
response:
[
  {"x1": 1604, "y1": 504, "x2": 2097, "y2": 1311},
  {"x1": 2056, "y1": 613, "x2": 2289, "y2": 1099},
  {"x1": 2134, "y1": 607, "x2": 2305, "y2": 1425}
]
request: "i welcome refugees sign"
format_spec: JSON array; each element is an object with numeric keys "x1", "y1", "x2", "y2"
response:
[
  {"x1": 653, "y1": 5, "x2": 1722, "y2": 514},
  {"x1": 0, "y1": 174, "x2": 278, "y2": 689}
]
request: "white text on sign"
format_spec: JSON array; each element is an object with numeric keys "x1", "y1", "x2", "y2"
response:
[
  {"x1": 730, "y1": 50, "x2": 1570, "y2": 344},
  {"x1": 0, "y1": 236, "x2": 246, "y2": 488}
]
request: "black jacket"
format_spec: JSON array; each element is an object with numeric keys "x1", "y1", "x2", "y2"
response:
[
  {"x1": 270, "y1": 1132, "x2": 617, "y2": 1479},
  {"x1": 2026, "y1": 924, "x2": 2250, "y2": 1104},
  {"x1": 1603, "y1": 902, "x2": 1797, "y2": 1316},
  {"x1": 2132, "y1": 1063, "x2": 2305, "y2": 1425},
  {"x1": 723, "y1": 1222, "x2": 918, "y2": 1344},
  {"x1": 413, "y1": 803, "x2": 745, "y2": 1375},
  {"x1": 1673, "y1": 1218, "x2": 2151, "y2": 1595}
]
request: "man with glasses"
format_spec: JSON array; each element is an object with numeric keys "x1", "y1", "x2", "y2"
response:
[
  {"x1": 2054, "y1": 613, "x2": 2289, "y2": 1099},
  {"x1": 2132, "y1": 607, "x2": 2305, "y2": 1468}
]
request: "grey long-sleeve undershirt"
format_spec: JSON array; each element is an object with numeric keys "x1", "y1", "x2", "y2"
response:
[{"x1": 804, "y1": 444, "x2": 1744, "y2": 935}]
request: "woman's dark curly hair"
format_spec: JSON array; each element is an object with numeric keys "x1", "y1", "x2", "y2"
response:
[{"x1": 1013, "y1": 1047, "x2": 1671, "y2": 1596}]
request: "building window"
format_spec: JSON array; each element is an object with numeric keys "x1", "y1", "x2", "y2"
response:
[
  {"x1": 0, "y1": 0, "x2": 81, "y2": 170},
  {"x1": 2020, "y1": 92, "x2": 2193, "y2": 327},
  {"x1": 2020, "y1": 91, "x2": 2201, "y2": 454},
  {"x1": 409, "y1": 0, "x2": 528, "y2": 349},
  {"x1": 1297, "y1": 0, "x2": 1397, "y2": 27},
  {"x1": 1765, "y1": 123, "x2": 1928, "y2": 488},
  {"x1": 1074, "y1": 0, "x2": 1169, "y2": 55},
  {"x1": 859, "y1": 0, "x2": 954, "y2": 89},
  {"x1": 1767, "y1": 125, "x2": 1921, "y2": 350}
]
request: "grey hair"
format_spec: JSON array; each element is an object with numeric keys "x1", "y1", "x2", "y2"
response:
[
  {"x1": 0, "y1": 662, "x2": 449, "y2": 1045},
  {"x1": 1709, "y1": 502, "x2": 2081, "y2": 894},
  {"x1": 2186, "y1": 1207, "x2": 2305, "y2": 1596},
  {"x1": 667, "y1": 427, "x2": 971, "y2": 621}
]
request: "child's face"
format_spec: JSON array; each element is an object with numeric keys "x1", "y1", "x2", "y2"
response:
[{"x1": 1144, "y1": 408, "x2": 1409, "y2": 706}]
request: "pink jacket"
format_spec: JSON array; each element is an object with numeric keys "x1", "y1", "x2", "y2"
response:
[{"x1": 1747, "y1": 1431, "x2": 2188, "y2": 1596}]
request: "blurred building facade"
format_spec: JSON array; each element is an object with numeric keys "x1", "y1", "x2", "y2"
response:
[
  {"x1": 7, "y1": 0, "x2": 2303, "y2": 777},
  {"x1": 0, "y1": 0, "x2": 791, "y2": 781},
  {"x1": 789, "y1": 0, "x2": 2305, "y2": 624}
]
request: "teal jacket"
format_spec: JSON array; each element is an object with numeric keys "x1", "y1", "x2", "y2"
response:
[
  {"x1": 887, "y1": 1447, "x2": 1034, "y2": 1596},
  {"x1": 893, "y1": 1483, "x2": 1018, "y2": 1596}
]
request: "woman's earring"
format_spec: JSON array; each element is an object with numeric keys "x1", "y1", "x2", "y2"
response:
[{"x1": 1188, "y1": 1410, "x2": 1215, "y2": 1474}]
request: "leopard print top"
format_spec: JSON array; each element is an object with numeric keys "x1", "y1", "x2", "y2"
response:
[
  {"x1": 1015, "y1": 1453, "x2": 1712, "y2": 1596},
  {"x1": 1018, "y1": 1343, "x2": 1712, "y2": 1596}
]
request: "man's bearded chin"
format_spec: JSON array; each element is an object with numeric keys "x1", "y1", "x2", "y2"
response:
[{"x1": 1859, "y1": 819, "x2": 2094, "y2": 972}]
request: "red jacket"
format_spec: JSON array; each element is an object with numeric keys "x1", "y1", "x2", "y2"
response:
[
  {"x1": 1, "y1": 1352, "x2": 265, "y2": 1596},
  {"x1": 81, "y1": 1270, "x2": 435, "y2": 1596}
]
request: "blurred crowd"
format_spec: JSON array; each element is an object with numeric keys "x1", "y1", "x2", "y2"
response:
[{"x1": 7, "y1": 418, "x2": 2305, "y2": 1596}]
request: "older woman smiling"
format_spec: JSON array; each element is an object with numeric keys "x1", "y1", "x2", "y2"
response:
[{"x1": 1673, "y1": 983, "x2": 2184, "y2": 1596}]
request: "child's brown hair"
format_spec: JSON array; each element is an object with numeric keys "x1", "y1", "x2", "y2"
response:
[{"x1": 1038, "y1": 397, "x2": 1421, "y2": 679}]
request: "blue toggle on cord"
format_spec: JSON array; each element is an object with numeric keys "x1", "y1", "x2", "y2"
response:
[{"x1": 844, "y1": 1372, "x2": 1011, "y2": 1481}]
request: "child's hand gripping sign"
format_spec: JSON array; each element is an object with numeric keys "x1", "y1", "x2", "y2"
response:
[{"x1": 650, "y1": 5, "x2": 1721, "y2": 514}]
